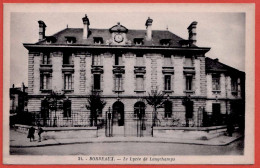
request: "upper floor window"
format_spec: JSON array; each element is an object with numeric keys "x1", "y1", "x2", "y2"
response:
[
  {"x1": 63, "y1": 52, "x2": 73, "y2": 65},
  {"x1": 115, "y1": 53, "x2": 123, "y2": 65},
  {"x1": 40, "y1": 73, "x2": 52, "y2": 90},
  {"x1": 64, "y1": 74, "x2": 73, "y2": 90},
  {"x1": 164, "y1": 101, "x2": 172, "y2": 118},
  {"x1": 231, "y1": 78, "x2": 238, "y2": 92},
  {"x1": 136, "y1": 75, "x2": 144, "y2": 91},
  {"x1": 115, "y1": 74, "x2": 123, "y2": 91},
  {"x1": 92, "y1": 54, "x2": 101, "y2": 66},
  {"x1": 164, "y1": 75, "x2": 171, "y2": 91},
  {"x1": 136, "y1": 53, "x2": 144, "y2": 66},
  {"x1": 63, "y1": 100, "x2": 72, "y2": 117},
  {"x1": 212, "y1": 75, "x2": 220, "y2": 91},
  {"x1": 93, "y1": 37, "x2": 103, "y2": 44},
  {"x1": 164, "y1": 55, "x2": 172, "y2": 67},
  {"x1": 93, "y1": 74, "x2": 101, "y2": 90},
  {"x1": 42, "y1": 53, "x2": 51, "y2": 64},
  {"x1": 185, "y1": 57, "x2": 193, "y2": 67},
  {"x1": 186, "y1": 76, "x2": 193, "y2": 91}
]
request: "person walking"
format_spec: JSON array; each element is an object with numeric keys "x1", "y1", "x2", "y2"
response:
[
  {"x1": 27, "y1": 126, "x2": 35, "y2": 142},
  {"x1": 37, "y1": 125, "x2": 44, "y2": 142}
]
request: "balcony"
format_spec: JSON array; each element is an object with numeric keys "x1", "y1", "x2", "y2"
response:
[
  {"x1": 183, "y1": 66, "x2": 195, "y2": 75},
  {"x1": 162, "y1": 66, "x2": 174, "y2": 74},
  {"x1": 134, "y1": 66, "x2": 146, "y2": 74},
  {"x1": 91, "y1": 65, "x2": 104, "y2": 74},
  {"x1": 62, "y1": 64, "x2": 74, "y2": 73},
  {"x1": 113, "y1": 65, "x2": 125, "y2": 74}
]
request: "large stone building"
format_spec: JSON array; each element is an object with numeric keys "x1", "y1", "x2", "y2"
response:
[{"x1": 23, "y1": 15, "x2": 245, "y2": 135}]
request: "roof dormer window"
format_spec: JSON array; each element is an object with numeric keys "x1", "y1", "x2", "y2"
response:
[
  {"x1": 93, "y1": 37, "x2": 103, "y2": 44},
  {"x1": 45, "y1": 36, "x2": 57, "y2": 44},
  {"x1": 65, "y1": 36, "x2": 76, "y2": 44},
  {"x1": 134, "y1": 38, "x2": 144, "y2": 45},
  {"x1": 160, "y1": 39, "x2": 171, "y2": 46}
]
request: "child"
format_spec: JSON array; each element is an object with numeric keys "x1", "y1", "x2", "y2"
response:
[{"x1": 37, "y1": 125, "x2": 44, "y2": 142}]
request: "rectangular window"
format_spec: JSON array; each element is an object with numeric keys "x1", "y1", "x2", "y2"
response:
[
  {"x1": 63, "y1": 52, "x2": 73, "y2": 65},
  {"x1": 231, "y1": 78, "x2": 238, "y2": 92},
  {"x1": 93, "y1": 55, "x2": 101, "y2": 66},
  {"x1": 40, "y1": 74, "x2": 52, "y2": 90},
  {"x1": 63, "y1": 100, "x2": 71, "y2": 117},
  {"x1": 185, "y1": 57, "x2": 193, "y2": 67},
  {"x1": 115, "y1": 74, "x2": 123, "y2": 91},
  {"x1": 64, "y1": 74, "x2": 73, "y2": 90},
  {"x1": 41, "y1": 100, "x2": 49, "y2": 118},
  {"x1": 164, "y1": 75, "x2": 171, "y2": 90},
  {"x1": 136, "y1": 75, "x2": 144, "y2": 90},
  {"x1": 164, "y1": 55, "x2": 172, "y2": 67},
  {"x1": 94, "y1": 74, "x2": 101, "y2": 90},
  {"x1": 42, "y1": 53, "x2": 51, "y2": 64},
  {"x1": 186, "y1": 76, "x2": 193, "y2": 91},
  {"x1": 185, "y1": 101, "x2": 193, "y2": 119},
  {"x1": 212, "y1": 75, "x2": 220, "y2": 91},
  {"x1": 164, "y1": 101, "x2": 172, "y2": 118},
  {"x1": 115, "y1": 54, "x2": 123, "y2": 65},
  {"x1": 136, "y1": 54, "x2": 144, "y2": 66}
]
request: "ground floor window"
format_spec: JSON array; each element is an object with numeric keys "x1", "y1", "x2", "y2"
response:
[
  {"x1": 41, "y1": 99, "x2": 49, "y2": 119},
  {"x1": 63, "y1": 100, "x2": 71, "y2": 117},
  {"x1": 164, "y1": 101, "x2": 172, "y2": 118},
  {"x1": 185, "y1": 101, "x2": 193, "y2": 119},
  {"x1": 134, "y1": 101, "x2": 145, "y2": 118}
]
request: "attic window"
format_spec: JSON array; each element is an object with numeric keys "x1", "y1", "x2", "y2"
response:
[
  {"x1": 134, "y1": 38, "x2": 144, "y2": 45},
  {"x1": 93, "y1": 37, "x2": 103, "y2": 44},
  {"x1": 160, "y1": 39, "x2": 171, "y2": 46},
  {"x1": 179, "y1": 40, "x2": 192, "y2": 47},
  {"x1": 45, "y1": 36, "x2": 57, "y2": 44},
  {"x1": 65, "y1": 36, "x2": 76, "y2": 44}
]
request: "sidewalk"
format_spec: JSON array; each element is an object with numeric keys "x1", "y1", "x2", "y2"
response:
[{"x1": 10, "y1": 129, "x2": 243, "y2": 148}]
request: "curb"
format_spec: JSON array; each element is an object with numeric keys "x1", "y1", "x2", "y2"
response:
[{"x1": 10, "y1": 135, "x2": 244, "y2": 148}]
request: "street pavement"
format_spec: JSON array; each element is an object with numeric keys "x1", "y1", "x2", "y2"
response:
[
  {"x1": 10, "y1": 129, "x2": 243, "y2": 148},
  {"x1": 10, "y1": 139, "x2": 244, "y2": 155}
]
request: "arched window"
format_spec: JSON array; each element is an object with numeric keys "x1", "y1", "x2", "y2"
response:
[
  {"x1": 164, "y1": 101, "x2": 172, "y2": 118},
  {"x1": 134, "y1": 101, "x2": 145, "y2": 118}
]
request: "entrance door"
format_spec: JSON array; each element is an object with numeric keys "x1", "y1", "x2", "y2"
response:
[
  {"x1": 212, "y1": 103, "x2": 221, "y2": 125},
  {"x1": 112, "y1": 101, "x2": 124, "y2": 126}
]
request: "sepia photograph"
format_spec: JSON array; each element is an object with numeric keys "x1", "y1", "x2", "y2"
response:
[{"x1": 3, "y1": 3, "x2": 254, "y2": 165}]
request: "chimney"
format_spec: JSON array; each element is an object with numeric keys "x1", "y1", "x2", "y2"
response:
[
  {"x1": 82, "y1": 14, "x2": 90, "y2": 39},
  {"x1": 187, "y1": 21, "x2": 198, "y2": 45},
  {"x1": 145, "y1": 17, "x2": 153, "y2": 41},
  {"x1": 214, "y1": 58, "x2": 219, "y2": 62},
  {"x1": 38, "y1": 20, "x2": 46, "y2": 41}
]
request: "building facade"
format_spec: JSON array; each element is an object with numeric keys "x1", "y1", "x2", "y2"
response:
[{"x1": 23, "y1": 15, "x2": 245, "y2": 135}]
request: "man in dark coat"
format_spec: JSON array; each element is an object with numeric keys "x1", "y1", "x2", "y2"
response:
[{"x1": 27, "y1": 126, "x2": 35, "y2": 142}]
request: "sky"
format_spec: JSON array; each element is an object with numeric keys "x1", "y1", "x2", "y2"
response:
[{"x1": 10, "y1": 11, "x2": 245, "y2": 87}]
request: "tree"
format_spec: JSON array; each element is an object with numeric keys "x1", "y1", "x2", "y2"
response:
[
  {"x1": 47, "y1": 90, "x2": 65, "y2": 127},
  {"x1": 145, "y1": 90, "x2": 165, "y2": 126},
  {"x1": 86, "y1": 92, "x2": 106, "y2": 126}
]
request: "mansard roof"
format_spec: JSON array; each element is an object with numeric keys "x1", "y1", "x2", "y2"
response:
[{"x1": 35, "y1": 27, "x2": 194, "y2": 48}]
